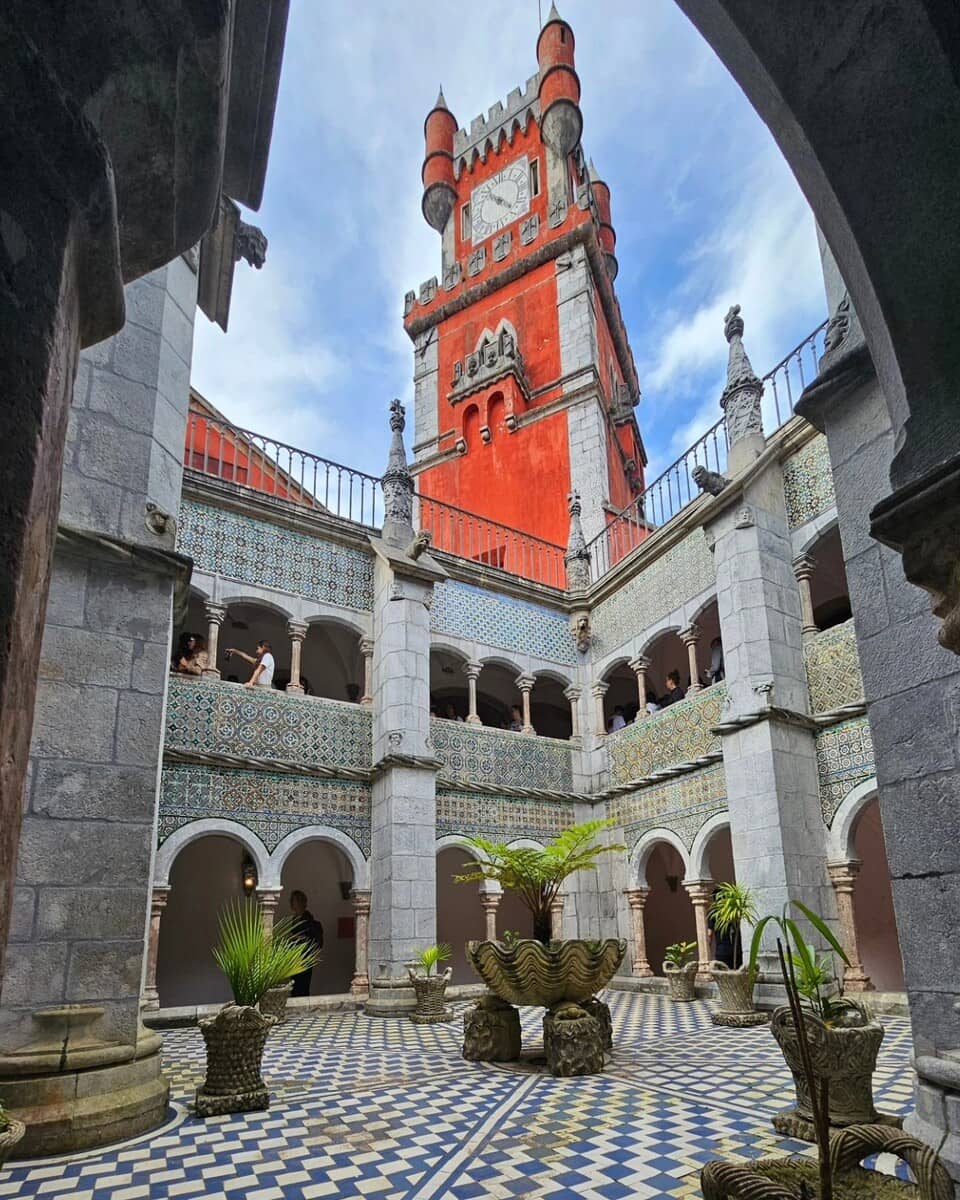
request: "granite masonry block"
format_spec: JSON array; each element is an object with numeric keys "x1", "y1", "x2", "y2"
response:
[
  {"x1": 39, "y1": 626, "x2": 134, "y2": 689},
  {"x1": 115, "y1": 692, "x2": 166, "y2": 767},
  {"x1": 66, "y1": 940, "x2": 144, "y2": 1000},
  {"x1": 30, "y1": 682, "x2": 119, "y2": 762},
  {"x1": 9, "y1": 888, "x2": 36, "y2": 942},
  {"x1": 15, "y1": 819, "x2": 153, "y2": 888},
  {"x1": 36, "y1": 888, "x2": 147, "y2": 941},
  {"x1": 32, "y1": 761, "x2": 159, "y2": 822},
  {"x1": 44, "y1": 558, "x2": 88, "y2": 629},
  {"x1": 2, "y1": 941, "x2": 69, "y2": 1008},
  {"x1": 84, "y1": 570, "x2": 173, "y2": 643}
]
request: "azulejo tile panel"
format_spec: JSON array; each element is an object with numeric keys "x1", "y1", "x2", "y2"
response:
[
  {"x1": 431, "y1": 718, "x2": 574, "y2": 791},
  {"x1": 437, "y1": 788, "x2": 575, "y2": 844},
  {"x1": 816, "y1": 716, "x2": 875, "y2": 825},
  {"x1": 166, "y1": 676, "x2": 373, "y2": 770},
  {"x1": 178, "y1": 498, "x2": 375, "y2": 611},
  {"x1": 804, "y1": 618, "x2": 864, "y2": 714},
  {"x1": 430, "y1": 579, "x2": 575, "y2": 665},
  {"x1": 783, "y1": 434, "x2": 836, "y2": 529},
  {"x1": 608, "y1": 763, "x2": 727, "y2": 853},
  {"x1": 607, "y1": 685, "x2": 726, "y2": 784},
  {"x1": 159, "y1": 763, "x2": 372, "y2": 854},
  {"x1": 591, "y1": 530, "x2": 716, "y2": 655}
]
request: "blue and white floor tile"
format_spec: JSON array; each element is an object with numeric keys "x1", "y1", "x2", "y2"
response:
[{"x1": 1, "y1": 992, "x2": 915, "y2": 1200}]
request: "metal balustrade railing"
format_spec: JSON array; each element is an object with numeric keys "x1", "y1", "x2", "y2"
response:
[
  {"x1": 415, "y1": 493, "x2": 567, "y2": 589},
  {"x1": 183, "y1": 412, "x2": 384, "y2": 529},
  {"x1": 586, "y1": 319, "x2": 828, "y2": 582}
]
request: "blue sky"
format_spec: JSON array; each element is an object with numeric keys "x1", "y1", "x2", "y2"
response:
[{"x1": 191, "y1": 0, "x2": 827, "y2": 486}]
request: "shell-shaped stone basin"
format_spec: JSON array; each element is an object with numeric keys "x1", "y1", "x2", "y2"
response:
[{"x1": 466, "y1": 938, "x2": 626, "y2": 1007}]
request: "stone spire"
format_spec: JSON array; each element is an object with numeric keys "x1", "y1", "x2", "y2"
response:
[
  {"x1": 381, "y1": 399, "x2": 415, "y2": 547},
  {"x1": 564, "y1": 491, "x2": 592, "y2": 591},
  {"x1": 720, "y1": 304, "x2": 764, "y2": 472},
  {"x1": 434, "y1": 86, "x2": 447, "y2": 110}
]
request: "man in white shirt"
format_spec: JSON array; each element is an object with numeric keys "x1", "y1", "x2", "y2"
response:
[{"x1": 227, "y1": 640, "x2": 276, "y2": 689}]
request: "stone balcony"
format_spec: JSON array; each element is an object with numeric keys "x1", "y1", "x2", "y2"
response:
[
  {"x1": 803, "y1": 618, "x2": 865, "y2": 716},
  {"x1": 164, "y1": 675, "x2": 373, "y2": 771},
  {"x1": 606, "y1": 685, "x2": 726, "y2": 785},
  {"x1": 430, "y1": 718, "x2": 574, "y2": 792}
]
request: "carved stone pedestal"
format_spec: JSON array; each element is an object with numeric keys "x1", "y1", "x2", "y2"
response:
[
  {"x1": 582, "y1": 997, "x2": 613, "y2": 1050},
  {"x1": 543, "y1": 1004, "x2": 605, "y2": 1077},
  {"x1": 462, "y1": 996, "x2": 522, "y2": 1062}
]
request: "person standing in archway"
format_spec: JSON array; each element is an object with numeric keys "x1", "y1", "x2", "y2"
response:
[
  {"x1": 288, "y1": 889, "x2": 323, "y2": 997},
  {"x1": 226, "y1": 639, "x2": 276, "y2": 689}
]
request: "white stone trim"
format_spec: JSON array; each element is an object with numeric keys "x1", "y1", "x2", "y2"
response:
[
  {"x1": 435, "y1": 833, "x2": 501, "y2": 894},
  {"x1": 689, "y1": 812, "x2": 731, "y2": 881},
  {"x1": 266, "y1": 825, "x2": 370, "y2": 892},
  {"x1": 790, "y1": 507, "x2": 839, "y2": 557},
  {"x1": 828, "y1": 776, "x2": 878, "y2": 862},
  {"x1": 154, "y1": 818, "x2": 272, "y2": 888},
  {"x1": 629, "y1": 828, "x2": 692, "y2": 887}
]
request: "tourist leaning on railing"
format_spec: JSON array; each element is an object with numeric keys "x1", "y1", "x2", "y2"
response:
[{"x1": 171, "y1": 633, "x2": 208, "y2": 676}]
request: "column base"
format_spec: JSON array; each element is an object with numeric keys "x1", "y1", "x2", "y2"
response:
[
  {"x1": 364, "y1": 974, "x2": 417, "y2": 1017},
  {"x1": 466, "y1": 715, "x2": 483, "y2": 725},
  {"x1": 142, "y1": 988, "x2": 159, "y2": 1012},
  {"x1": 631, "y1": 963, "x2": 654, "y2": 978},
  {"x1": 843, "y1": 971, "x2": 875, "y2": 992},
  {"x1": 285, "y1": 683, "x2": 304, "y2": 695},
  {"x1": 350, "y1": 975, "x2": 369, "y2": 998}
]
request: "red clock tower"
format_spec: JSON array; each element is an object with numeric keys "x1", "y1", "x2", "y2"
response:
[{"x1": 404, "y1": 4, "x2": 646, "y2": 563}]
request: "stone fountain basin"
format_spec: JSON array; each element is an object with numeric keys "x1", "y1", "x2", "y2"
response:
[{"x1": 466, "y1": 938, "x2": 626, "y2": 1008}]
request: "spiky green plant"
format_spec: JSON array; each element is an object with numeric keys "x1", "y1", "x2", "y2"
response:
[
  {"x1": 708, "y1": 881, "x2": 758, "y2": 966},
  {"x1": 415, "y1": 944, "x2": 452, "y2": 976},
  {"x1": 455, "y1": 820, "x2": 626, "y2": 944},
  {"x1": 212, "y1": 900, "x2": 321, "y2": 1008},
  {"x1": 748, "y1": 901, "x2": 851, "y2": 1025},
  {"x1": 663, "y1": 941, "x2": 698, "y2": 968}
]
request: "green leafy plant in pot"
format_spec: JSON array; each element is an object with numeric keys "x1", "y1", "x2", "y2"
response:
[
  {"x1": 195, "y1": 900, "x2": 320, "y2": 1118},
  {"x1": 707, "y1": 883, "x2": 766, "y2": 1025},
  {"x1": 455, "y1": 820, "x2": 628, "y2": 1009},
  {"x1": 407, "y1": 943, "x2": 454, "y2": 1024},
  {"x1": 748, "y1": 901, "x2": 886, "y2": 1133},
  {"x1": 663, "y1": 940, "x2": 699, "y2": 1002}
]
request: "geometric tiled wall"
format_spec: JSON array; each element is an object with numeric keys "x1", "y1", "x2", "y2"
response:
[
  {"x1": 432, "y1": 718, "x2": 574, "y2": 791},
  {"x1": 815, "y1": 716, "x2": 875, "y2": 826},
  {"x1": 431, "y1": 580, "x2": 576, "y2": 666},
  {"x1": 436, "y1": 789, "x2": 577, "y2": 845},
  {"x1": 607, "y1": 686, "x2": 725, "y2": 784},
  {"x1": 608, "y1": 763, "x2": 727, "y2": 854},
  {"x1": 782, "y1": 434, "x2": 836, "y2": 530},
  {"x1": 803, "y1": 620, "x2": 865, "y2": 715}
]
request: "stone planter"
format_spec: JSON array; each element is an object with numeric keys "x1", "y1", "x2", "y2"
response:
[
  {"x1": 709, "y1": 962, "x2": 768, "y2": 1027},
  {"x1": 701, "y1": 1123, "x2": 953, "y2": 1200},
  {"x1": 0, "y1": 1119, "x2": 26, "y2": 1169},
  {"x1": 195, "y1": 1004, "x2": 276, "y2": 1118},
  {"x1": 465, "y1": 938, "x2": 626, "y2": 1007},
  {"x1": 770, "y1": 1003, "x2": 886, "y2": 1134},
  {"x1": 406, "y1": 967, "x2": 453, "y2": 1024},
  {"x1": 259, "y1": 981, "x2": 293, "y2": 1024},
  {"x1": 664, "y1": 960, "x2": 697, "y2": 1002}
]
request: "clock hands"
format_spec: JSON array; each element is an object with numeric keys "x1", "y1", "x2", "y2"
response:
[{"x1": 488, "y1": 191, "x2": 511, "y2": 210}]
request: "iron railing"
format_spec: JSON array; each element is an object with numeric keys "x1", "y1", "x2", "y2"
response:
[
  {"x1": 586, "y1": 320, "x2": 828, "y2": 582},
  {"x1": 416, "y1": 493, "x2": 567, "y2": 589},
  {"x1": 183, "y1": 412, "x2": 384, "y2": 529}
]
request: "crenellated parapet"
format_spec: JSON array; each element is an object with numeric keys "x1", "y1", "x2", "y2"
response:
[{"x1": 452, "y1": 74, "x2": 542, "y2": 172}]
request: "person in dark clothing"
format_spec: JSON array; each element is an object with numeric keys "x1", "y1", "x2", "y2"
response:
[
  {"x1": 288, "y1": 889, "x2": 323, "y2": 997},
  {"x1": 660, "y1": 671, "x2": 686, "y2": 708}
]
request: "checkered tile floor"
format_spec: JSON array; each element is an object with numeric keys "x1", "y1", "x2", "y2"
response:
[{"x1": 1, "y1": 993, "x2": 915, "y2": 1200}]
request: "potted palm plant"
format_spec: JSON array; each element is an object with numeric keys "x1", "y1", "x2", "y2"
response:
[
  {"x1": 0, "y1": 1099, "x2": 25, "y2": 1169},
  {"x1": 407, "y1": 944, "x2": 453, "y2": 1024},
  {"x1": 663, "y1": 941, "x2": 699, "y2": 1001},
  {"x1": 455, "y1": 819, "x2": 627, "y2": 1009},
  {"x1": 700, "y1": 939, "x2": 950, "y2": 1200},
  {"x1": 195, "y1": 901, "x2": 320, "y2": 1118},
  {"x1": 708, "y1": 883, "x2": 767, "y2": 1026},
  {"x1": 748, "y1": 902, "x2": 886, "y2": 1135}
]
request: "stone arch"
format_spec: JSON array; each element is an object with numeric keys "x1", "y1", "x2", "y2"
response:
[
  {"x1": 266, "y1": 825, "x2": 369, "y2": 892},
  {"x1": 154, "y1": 819, "x2": 270, "y2": 888},
  {"x1": 689, "y1": 812, "x2": 731, "y2": 881},
  {"x1": 435, "y1": 833, "x2": 500, "y2": 893},
  {"x1": 795, "y1": 512, "x2": 839, "y2": 557},
  {"x1": 300, "y1": 616, "x2": 365, "y2": 702},
  {"x1": 629, "y1": 828, "x2": 691, "y2": 887},
  {"x1": 218, "y1": 593, "x2": 295, "y2": 620},
  {"x1": 828, "y1": 776, "x2": 879, "y2": 863}
]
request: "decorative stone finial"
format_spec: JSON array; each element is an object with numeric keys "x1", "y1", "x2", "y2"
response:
[
  {"x1": 382, "y1": 400, "x2": 414, "y2": 548},
  {"x1": 720, "y1": 303, "x2": 764, "y2": 457},
  {"x1": 564, "y1": 490, "x2": 591, "y2": 592},
  {"x1": 435, "y1": 86, "x2": 448, "y2": 110}
]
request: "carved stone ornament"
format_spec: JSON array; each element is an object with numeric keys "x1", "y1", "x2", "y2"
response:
[
  {"x1": 734, "y1": 506, "x2": 754, "y2": 529},
  {"x1": 235, "y1": 221, "x2": 267, "y2": 269},
  {"x1": 468, "y1": 247, "x2": 486, "y2": 276},
  {"x1": 549, "y1": 196, "x2": 567, "y2": 228},
  {"x1": 572, "y1": 612, "x2": 591, "y2": 654},
  {"x1": 823, "y1": 291, "x2": 852, "y2": 354},
  {"x1": 406, "y1": 530, "x2": 431, "y2": 560},
  {"x1": 443, "y1": 262, "x2": 462, "y2": 291},
  {"x1": 692, "y1": 464, "x2": 730, "y2": 496},
  {"x1": 720, "y1": 304, "x2": 764, "y2": 445},
  {"x1": 449, "y1": 326, "x2": 529, "y2": 406},
  {"x1": 493, "y1": 231, "x2": 512, "y2": 261},
  {"x1": 465, "y1": 938, "x2": 626, "y2": 1008},
  {"x1": 404, "y1": 290, "x2": 416, "y2": 316},
  {"x1": 389, "y1": 582, "x2": 405, "y2": 601},
  {"x1": 520, "y1": 214, "x2": 540, "y2": 245},
  {"x1": 564, "y1": 490, "x2": 592, "y2": 592},
  {"x1": 900, "y1": 517, "x2": 960, "y2": 655},
  {"x1": 381, "y1": 399, "x2": 414, "y2": 542},
  {"x1": 419, "y1": 276, "x2": 437, "y2": 305}
]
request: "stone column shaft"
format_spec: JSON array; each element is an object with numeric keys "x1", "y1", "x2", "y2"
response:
[
  {"x1": 625, "y1": 888, "x2": 653, "y2": 976},
  {"x1": 480, "y1": 892, "x2": 500, "y2": 942},
  {"x1": 793, "y1": 554, "x2": 819, "y2": 639},
  {"x1": 142, "y1": 887, "x2": 170, "y2": 1010},
  {"x1": 828, "y1": 861, "x2": 873, "y2": 991},
  {"x1": 351, "y1": 890, "x2": 371, "y2": 996},
  {"x1": 685, "y1": 881, "x2": 714, "y2": 978},
  {"x1": 257, "y1": 889, "x2": 283, "y2": 934},
  {"x1": 464, "y1": 661, "x2": 482, "y2": 725},
  {"x1": 549, "y1": 895, "x2": 564, "y2": 941},
  {"x1": 591, "y1": 681, "x2": 609, "y2": 736},
  {"x1": 286, "y1": 620, "x2": 308, "y2": 694},
  {"x1": 516, "y1": 673, "x2": 535, "y2": 736},
  {"x1": 360, "y1": 638, "x2": 374, "y2": 706},
  {"x1": 629, "y1": 656, "x2": 651, "y2": 717},
  {"x1": 564, "y1": 685, "x2": 582, "y2": 739},
  {"x1": 204, "y1": 602, "x2": 227, "y2": 679},
  {"x1": 680, "y1": 624, "x2": 702, "y2": 695}
]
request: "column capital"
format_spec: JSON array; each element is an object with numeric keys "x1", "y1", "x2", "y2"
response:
[
  {"x1": 625, "y1": 886, "x2": 650, "y2": 910},
  {"x1": 479, "y1": 892, "x2": 501, "y2": 912},
  {"x1": 563, "y1": 684, "x2": 582, "y2": 701},
  {"x1": 792, "y1": 553, "x2": 818, "y2": 582},
  {"x1": 204, "y1": 601, "x2": 227, "y2": 625},
  {"x1": 352, "y1": 889, "x2": 372, "y2": 915},
  {"x1": 628, "y1": 655, "x2": 651, "y2": 674},
  {"x1": 828, "y1": 859, "x2": 862, "y2": 890},
  {"x1": 288, "y1": 619, "x2": 309, "y2": 641},
  {"x1": 683, "y1": 879, "x2": 714, "y2": 905},
  {"x1": 515, "y1": 673, "x2": 535, "y2": 693},
  {"x1": 360, "y1": 637, "x2": 375, "y2": 656},
  {"x1": 256, "y1": 888, "x2": 283, "y2": 907},
  {"x1": 150, "y1": 886, "x2": 170, "y2": 914},
  {"x1": 590, "y1": 680, "x2": 609, "y2": 699},
  {"x1": 462, "y1": 660, "x2": 483, "y2": 680},
  {"x1": 679, "y1": 623, "x2": 701, "y2": 647}
]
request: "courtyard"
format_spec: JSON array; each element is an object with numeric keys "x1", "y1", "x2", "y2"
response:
[{"x1": 3, "y1": 993, "x2": 914, "y2": 1200}]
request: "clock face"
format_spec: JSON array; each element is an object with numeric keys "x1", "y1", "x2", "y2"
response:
[{"x1": 471, "y1": 160, "x2": 531, "y2": 243}]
